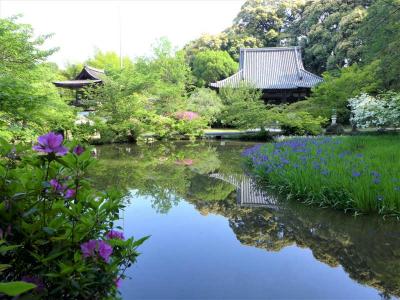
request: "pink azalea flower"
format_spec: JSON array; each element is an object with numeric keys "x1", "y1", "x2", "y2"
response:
[
  {"x1": 98, "y1": 240, "x2": 113, "y2": 263},
  {"x1": 175, "y1": 159, "x2": 194, "y2": 166},
  {"x1": 106, "y1": 230, "x2": 125, "y2": 240},
  {"x1": 49, "y1": 179, "x2": 65, "y2": 192},
  {"x1": 73, "y1": 145, "x2": 85, "y2": 156},
  {"x1": 81, "y1": 240, "x2": 113, "y2": 263},
  {"x1": 174, "y1": 111, "x2": 199, "y2": 121},
  {"x1": 80, "y1": 240, "x2": 97, "y2": 258},
  {"x1": 114, "y1": 277, "x2": 122, "y2": 288},
  {"x1": 32, "y1": 132, "x2": 68, "y2": 156},
  {"x1": 64, "y1": 189, "x2": 76, "y2": 199}
]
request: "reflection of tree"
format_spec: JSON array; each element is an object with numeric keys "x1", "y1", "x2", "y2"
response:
[
  {"x1": 188, "y1": 174, "x2": 236, "y2": 201},
  {"x1": 91, "y1": 141, "x2": 250, "y2": 213},
  {"x1": 188, "y1": 197, "x2": 400, "y2": 298}
]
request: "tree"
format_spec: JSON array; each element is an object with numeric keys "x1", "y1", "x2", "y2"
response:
[
  {"x1": 0, "y1": 17, "x2": 74, "y2": 142},
  {"x1": 0, "y1": 16, "x2": 57, "y2": 77},
  {"x1": 191, "y1": 50, "x2": 238, "y2": 87},
  {"x1": 289, "y1": 0, "x2": 372, "y2": 74},
  {"x1": 184, "y1": 0, "x2": 304, "y2": 62},
  {"x1": 126, "y1": 38, "x2": 192, "y2": 114},
  {"x1": 219, "y1": 83, "x2": 278, "y2": 129},
  {"x1": 85, "y1": 49, "x2": 134, "y2": 74},
  {"x1": 358, "y1": 0, "x2": 400, "y2": 90}
]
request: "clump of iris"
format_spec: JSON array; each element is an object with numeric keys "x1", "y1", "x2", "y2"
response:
[{"x1": 242, "y1": 136, "x2": 400, "y2": 215}]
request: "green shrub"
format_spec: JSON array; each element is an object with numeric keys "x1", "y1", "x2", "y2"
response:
[
  {"x1": 187, "y1": 88, "x2": 224, "y2": 124},
  {"x1": 279, "y1": 111, "x2": 326, "y2": 136},
  {"x1": 0, "y1": 133, "x2": 147, "y2": 298}
]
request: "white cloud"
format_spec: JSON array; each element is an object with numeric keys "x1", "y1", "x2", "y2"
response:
[{"x1": 1, "y1": 0, "x2": 244, "y2": 67}]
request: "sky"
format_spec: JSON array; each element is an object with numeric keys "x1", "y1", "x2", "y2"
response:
[{"x1": 0, "y1": 0, "x2": 245, "y2": 68}]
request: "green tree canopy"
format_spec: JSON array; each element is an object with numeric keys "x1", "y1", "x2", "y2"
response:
[
  {"x1": 191, "y1": 50, "x2": 238, "y2": 87},
  {"x1": 0, "y1": 17, "x2": 74, "y2": 142},
  {"x1": 358, "y1": 0, "x2": 400, "y2": 90},
  {"x1": 0, "y1": 16, "x2": 57, "y2": 77},
  {"x1": 290, "y1": 0, "x2": 372, "y2": 74}
]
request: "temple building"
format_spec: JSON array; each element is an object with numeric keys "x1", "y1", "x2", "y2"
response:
[
  {"x1": 210, "y1": 47, "x2": 323, "y2": 103},
  {"x1": 53, "y1": 65, "x2": 105, "y2": 107}
]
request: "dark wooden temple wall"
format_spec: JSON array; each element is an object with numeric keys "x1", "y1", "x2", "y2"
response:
[{"x1": 261, "y1": 88, "x2": 311, "y2": 104}]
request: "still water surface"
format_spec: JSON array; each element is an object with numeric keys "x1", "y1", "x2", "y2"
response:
[{"x1": 93, "y1": 141, "x2": 400, "y2": 299}]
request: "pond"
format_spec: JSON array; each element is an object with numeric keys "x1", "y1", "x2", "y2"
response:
[{"x1": 92, "y1": 140, "x2": 400, "y2": 299}]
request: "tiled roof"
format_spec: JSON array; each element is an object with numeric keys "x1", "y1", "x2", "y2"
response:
[
  {"x1": 53, "y1": 65, "x2": 105, "y2": 89},
  {"x1": 75, "y1": 65, "x2": 105, "y2": 81},
  {"x1": 210, "y1": 47, "x2": 323, "y2": 89}
]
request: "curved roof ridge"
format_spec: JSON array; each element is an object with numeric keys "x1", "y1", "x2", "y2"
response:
[
  {"x1": 300, "y1": 69, "x2": 323, "y2": 80},
  {"x1": 240, "y1": 46, "x2": 301, "y2": 52},
  {"x1": 84, "y1": 65, "x2": 105, "y2": 74}
]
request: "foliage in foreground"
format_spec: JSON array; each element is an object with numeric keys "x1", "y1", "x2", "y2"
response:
[
  {"x1": 243, "y1": 136, "x2": 400, "y2": 217},
  {"x1": 0, "y1": 133, "x2": 147, "y2": 298}
]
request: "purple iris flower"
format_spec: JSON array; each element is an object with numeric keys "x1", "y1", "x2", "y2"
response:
[
  {"x1": 281, "y1": 158, "x2": 290, "y2": 164},
  {"x1": 64, "y1": 189, "x2": 76, "y2": 199},
  {"x1": 98, "y1": 240, "x2": 113, "y2": 263},
  {"x1": 73, "y1": 145, "x2": 85, "y2": 156},
  {"x1": 106, "y1": 230, "x2": 125, "y2": 240},
  {"x1": 321, "y1": 170, "x2": 329, "y2": 176},
  {"x1": 373, "y1": 178, "x2": 381, "y2": 184},
  {"x1": 352, "y1": 171, "x2": 361, "y2": 177},
  {"x1": 371, "y1": 171, "x2": 380, "y2": 177},
  {"x1": 32, "y1": 132, "x2": 68, "y2": 156}
]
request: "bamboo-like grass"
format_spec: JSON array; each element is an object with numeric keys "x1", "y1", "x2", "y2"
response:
[{"x1": 243, "y1": 135, "x2": 400, "y2": 217}]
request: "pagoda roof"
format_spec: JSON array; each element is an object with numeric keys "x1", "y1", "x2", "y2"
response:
[
  {"x1": 75, "y1": 65, "x2": 105, "y2": 81},
  {"x1": 53, "y1": 65, "x2": 105, "y2": 89},
  {"x1": 53, "y1": 79, "x2": 102, "y2": 89},
  {"x1": 210, "y1": 47, "x2": 323, "y2": 90}
]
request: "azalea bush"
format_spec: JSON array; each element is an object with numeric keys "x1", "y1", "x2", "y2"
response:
[
  {"x1": 0, "y1": 132, "x2": 147, "y2": 298},
  {"x1": 187, "y1": 88, "x2": 224, "y2": 125},
  {"x1": 172, "y1": 111, "x2": 208, "y2": 138},
  {"x1": 243, "y1": 136, "x2": 400, "y2": 217}
]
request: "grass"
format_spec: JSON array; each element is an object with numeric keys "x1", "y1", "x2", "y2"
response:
[{"x1": 243, "y1": 135, "x2": 400, "y2": 217}]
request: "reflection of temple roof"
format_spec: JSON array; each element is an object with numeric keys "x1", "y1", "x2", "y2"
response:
[
  {"x1": 53, "y1": 65, "x2": 105, "y2": 89},
  {"x1": 209, "y1": 173, "x2": 277, "y2": 208}
]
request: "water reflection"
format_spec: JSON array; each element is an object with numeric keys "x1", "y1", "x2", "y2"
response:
[{"x1": 93, "y1": 141, "x2": 400, "y2": 299}]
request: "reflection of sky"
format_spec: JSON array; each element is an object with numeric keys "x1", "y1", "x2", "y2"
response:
[{"x1": 120, "y1": 194, "x2": 379, "y2": 299}]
